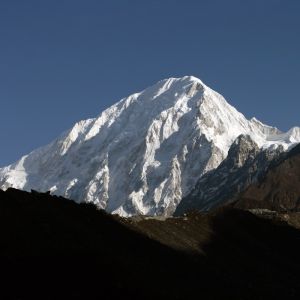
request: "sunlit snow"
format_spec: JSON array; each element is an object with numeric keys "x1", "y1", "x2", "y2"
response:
[{"x1": 0, "y1": 76, "x2": 299, "y2": 216}]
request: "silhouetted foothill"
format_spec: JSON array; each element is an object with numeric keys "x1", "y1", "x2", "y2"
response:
[{"x1": 0, "y1": 188, "x2": 300, "y2": 299}]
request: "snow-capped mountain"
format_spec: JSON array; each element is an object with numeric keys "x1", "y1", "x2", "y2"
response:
[{"x1": 0, "y1": 76, "x2": 299, "y2": 216}]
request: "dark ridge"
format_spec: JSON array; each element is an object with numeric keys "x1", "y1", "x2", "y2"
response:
[
  {"x1": 175, "y1": 134, "x2": 281, "y2": 216},
  {"x1": 176, "y1": 141, "x2": 300, "y2": 217},
  {"x1": 257, "y1": 142, "x2": 300, "y2": 175},
  {"x1": 278, "y1": 143, "x2": 300, "y2": 162},
  {"x1": 234, "y1": 144, "x2": 300, "y2": 212},
  {"x1": 0, "y1": 188, "x2": 300, "y2": 299}
]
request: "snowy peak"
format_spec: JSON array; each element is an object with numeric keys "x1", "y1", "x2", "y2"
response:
[
  {"x1": 286, "y1": 127, "x2": 300, "y2": 142},
  {"x1": 0, "y1": 76, "x2": 299, "y2": 216},
  {"x1": 250, "y1": 117, "x2": 281, "y2": 136}
]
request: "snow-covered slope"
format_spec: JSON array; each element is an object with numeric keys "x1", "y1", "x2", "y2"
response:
[{"x1": 0, "y1": 76, "x2": 299, "y2": 216}]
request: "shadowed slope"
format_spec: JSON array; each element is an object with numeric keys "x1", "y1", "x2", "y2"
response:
[
  {"x1": 234, "y1": 144, "x2": 300, "y2": 211},
  {"x1": 0, "y1": 188, "x2": 299, "y2": 299}
]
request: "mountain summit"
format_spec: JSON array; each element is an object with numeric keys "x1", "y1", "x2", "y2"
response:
[{"x1": 1, "y1": 76, "x2": 299, "y2": 216}]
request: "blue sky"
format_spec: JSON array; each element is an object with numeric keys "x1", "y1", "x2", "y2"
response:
[{"x1": 0, "y1": 0, "x2": 299, "y2": 166}]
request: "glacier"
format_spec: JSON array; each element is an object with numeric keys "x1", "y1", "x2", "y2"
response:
[{"x1": 0, "y1": 76, "x2": 299, "y2": 216}]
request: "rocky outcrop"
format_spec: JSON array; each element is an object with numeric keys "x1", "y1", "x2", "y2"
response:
[
  {"x1": 234, "y1": 144, "x2": 300, "y2": 212},
  {"x1": 175, "y1": 135, "x2": 284, "y2": 215}
]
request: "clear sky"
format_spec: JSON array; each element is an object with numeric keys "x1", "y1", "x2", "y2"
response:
[{"x1": 0, "y1": 0, "x2": 299, "y2": 166}]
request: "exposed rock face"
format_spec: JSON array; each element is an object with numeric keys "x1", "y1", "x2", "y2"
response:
[
  {"x1": 234, "y1": 144, "x2": 300, "y2": 212},
  {"x1": 175, "y1": 135, "x2": 285, "y2": 215},
  {"x1": 0, "y1": 76, "x2": 299, "y2": 216},
  {"x1": 176, "y1": 142, "x2": 300, "y2": 216}
]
